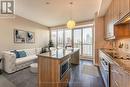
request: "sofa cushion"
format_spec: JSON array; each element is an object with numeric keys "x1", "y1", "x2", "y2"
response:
[
  {"x1": 15, "y1": 55, "x2": 37, "y2": 65},
  {"x1": 23, "y1": 49, "x2": 36, "y2": 56}
]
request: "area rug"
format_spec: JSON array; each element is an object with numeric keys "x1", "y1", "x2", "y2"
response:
[
  {"x1": 3, "y1": 68, "x2": 37, "y2": 87},
  {"x1": 0, "y1": 75, "x2": 16, "y2": 87},
  {"x1": 81, "y1": 65, "x2": 100, "y2": 77}
]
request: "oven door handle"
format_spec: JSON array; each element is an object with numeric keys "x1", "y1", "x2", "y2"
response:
[{"x1": 101, "y1": 62, "x2": 109, "y2": 72}]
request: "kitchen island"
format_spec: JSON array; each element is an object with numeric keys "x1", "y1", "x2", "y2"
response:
[{"x1": 38, "y1": 48, "x2": 80, "y2": 87}]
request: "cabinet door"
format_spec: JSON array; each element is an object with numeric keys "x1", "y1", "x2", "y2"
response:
[
  {"x1": 60, "y1": 70, "x2": 70, "y2": 87},
  {"x1": 123, "y1": 72, "x2": 130, "y2": 87},
  {"x1": 110, "y1": 64, "x2": 124, "y2": 87},
  {"x1": 105, "y1": 2, "x2": 115, "y2": 39},
  {"x1": 114, "y1": 24, "x2": 130, "y2": 39},
  {"x1": 113, "y1": 0, "x2": 119, "y2": 23},
  {"x1": 110, "y1": 64, "x2": 115, "y2": 87},
  {"x1": 119, "y1": 0, "x2": 129, "y2": 18},
  {"x1": 105, "y1": 12, "x2": 109, "y2": 39}
]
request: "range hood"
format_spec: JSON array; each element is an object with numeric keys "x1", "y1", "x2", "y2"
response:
[{"x1": 115, "y1": 12, "x2": 130, "y2": 25}]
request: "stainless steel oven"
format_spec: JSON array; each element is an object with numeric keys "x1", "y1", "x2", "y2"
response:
[
  {"x1": 100, "y1": 54, "x2": 110, "y2": 87},
  {"x1": 60, "y1": 58, "x2": 70, "y2": 79}
]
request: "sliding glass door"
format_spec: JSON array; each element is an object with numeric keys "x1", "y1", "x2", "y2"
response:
[
  {"x1": 82, "y1": 27, "x2": 93, "y2": 59},
  {"x1": 73, "y1": 27, "x2": 93, "y2": 59}
]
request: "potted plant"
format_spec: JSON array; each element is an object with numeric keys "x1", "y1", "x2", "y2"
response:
[{"x1": 48, "y1": 40, "x2": 54, "y2": 50}]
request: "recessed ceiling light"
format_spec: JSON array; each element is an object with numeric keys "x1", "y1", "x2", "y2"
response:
[{"x1": 45, "y1": 2, "x2": 50, "y2": 5}]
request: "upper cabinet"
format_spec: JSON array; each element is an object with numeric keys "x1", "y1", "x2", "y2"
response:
[
  {"x1": 119, "y1": 0, "x2": 129, "y2": 19},
  {"x1": 105, "y1": 1, "x2": 115, "y2": 39},
  {"x1": 114, "y1": 24, "x2": 130, "y2": 39},
  {"x1": 104, "y1": 0, "x2": 130, "y2": 40},
  {"x1": 113, "y1": 0, "x2": 119, "y2": 23}
]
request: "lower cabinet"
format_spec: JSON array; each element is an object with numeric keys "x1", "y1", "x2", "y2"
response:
[{"x1": 110, "y1": 64, "x2": 130, "y2": 87}]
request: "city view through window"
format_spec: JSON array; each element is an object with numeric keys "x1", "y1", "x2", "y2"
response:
[{"x1": 51, "y1": 27, "x2": 93, "y2": 58}]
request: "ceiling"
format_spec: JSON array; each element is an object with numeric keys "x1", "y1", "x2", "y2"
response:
[{"x1": 15, "y1": 0, "x2": 112, "y2": 27}]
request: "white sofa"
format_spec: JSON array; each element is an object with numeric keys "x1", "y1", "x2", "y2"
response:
[{"x1": 2, "y1": 48, "x2": 42, "y2": 73}]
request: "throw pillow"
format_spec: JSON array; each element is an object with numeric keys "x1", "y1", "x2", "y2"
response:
[
  {"x1": 10, "y1": 50, "x2": 20, "y2": 58},
  {"x1": 18, "y1": 51, "x2": 27, "y2": 58}
]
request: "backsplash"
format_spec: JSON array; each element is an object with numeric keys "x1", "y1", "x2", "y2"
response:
[{"x1": 116, "y1": 38, "x2": 130, "y2": 58}]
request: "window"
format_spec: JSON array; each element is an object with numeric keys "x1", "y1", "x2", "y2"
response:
[
  {"x1": 82, "y1": 27, "x2": 92, "y2": 56},
  {"x1": 57, "y1": 29, "x2": 64, "y2": 48},
  {"x1": 65, "y1": 29, "x2": 72, "y2": 48},
  {"x1": 50, "y1": 26, "x2": 93, "y2": 59},
  {"x1": 51, "y1": 30, "x2": 57, "y2": 47}
]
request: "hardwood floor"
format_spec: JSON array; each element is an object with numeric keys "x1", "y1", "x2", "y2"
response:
[{"x1": 69, "y1": 60, "x2": 105, "y2": 87}]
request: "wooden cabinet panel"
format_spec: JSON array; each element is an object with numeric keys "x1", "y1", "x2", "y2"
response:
[
  {"x1": 114, "y1": 24, "x2": 130, "y2": 39},
  {"x1": 119, "y1": 0, "x2": 129, "y2": 18},
  {"x1": 113, "y1": 0, "x2": 119, "y2": 23},
  {"x1": 110, "y1": 63, "x2": 130, "y2": 87},
  {"x1": 105, "y1": 2, "x2": 115, "y2": 39},
  {"x1": 105, "y1": 11, "x2": 109, "y2": 39},
  {"x1": 104, "y1": 0, "x2": 130, "y2": 40},
  {"x1": 110, "y1": 64, "x2": 122, "y2": 87},
  {"x1": 60, "y1": 70, "x2": 70, "y2": 87}
]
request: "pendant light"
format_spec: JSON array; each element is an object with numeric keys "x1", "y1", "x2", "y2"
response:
[{"x1": 67, "y1": 1, "x2": 76, "y2": 29}]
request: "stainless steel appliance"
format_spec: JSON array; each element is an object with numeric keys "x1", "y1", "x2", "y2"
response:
[
  {"x1": 60, "y1": 58, "x2": 70, "y2": 79},
  {"x1": 99, "y1": 51, "x2": 110, "y2": 87}
]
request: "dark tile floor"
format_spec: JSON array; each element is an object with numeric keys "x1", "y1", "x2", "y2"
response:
[{"x1": 69, "y1": 60, "x2": 105, "y2": 87}]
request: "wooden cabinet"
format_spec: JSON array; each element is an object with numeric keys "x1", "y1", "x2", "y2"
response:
[
  {"x1": 104, "y1": 0, "x2": 130, "y2": 40},
  {"x1": 105, "y1": 11, "x2": 109, "y2": 39},
  {"x1": 110, "y1": 64, "x2": 124, "y2": 87},
  {"x1": 114, "y1": 24, "x2": 130, "y2": 39},
  {"x1": 119, "y1": 0, "x2": 129, "y2": 19},
  {"x1": 110, "y1": 63, "x2": 130, "y2": 87},
  {"x1": 113, "y1": 0, "x2": 119, "y2": 23},
  {"x1": 105, "y1": 2, "x2": 115, "y2": 39}
]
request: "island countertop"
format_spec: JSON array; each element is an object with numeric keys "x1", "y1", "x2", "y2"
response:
[{"x1": 38, "y1": 48, "x2": 79, "y2": 60}]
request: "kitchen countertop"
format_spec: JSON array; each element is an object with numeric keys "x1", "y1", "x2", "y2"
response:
[
  {"x1": 100, "y1": 48, "x2": 130, "y2": 74},
  {"x1": 38, "y1": 48, "x2": 79, "y2": 60}
]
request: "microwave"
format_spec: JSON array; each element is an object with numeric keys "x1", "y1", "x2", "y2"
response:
[{"x1": 60, "y1": 58, "x2": 70, "y2": 79}]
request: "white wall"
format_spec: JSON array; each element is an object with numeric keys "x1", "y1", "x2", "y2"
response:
[
  {"x1": 0, "y1": 15, "x2": 49, "y2": 56},
  {"x1": 94, "y1": 16, "x2": 107, "y2": 65}
]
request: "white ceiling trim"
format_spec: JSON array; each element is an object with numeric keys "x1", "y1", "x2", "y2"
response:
[{"x1": 98, "y1": 0, "x2": 112, "y2": 16}]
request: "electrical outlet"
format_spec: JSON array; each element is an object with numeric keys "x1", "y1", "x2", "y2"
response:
[{"x1": 125, "y1": 44, "x2": 129, "y2": 49}]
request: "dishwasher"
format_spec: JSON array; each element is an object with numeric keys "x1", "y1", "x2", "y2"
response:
[{"x1": 99, "y1": 50, "x2": 110, "y2": 87}]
